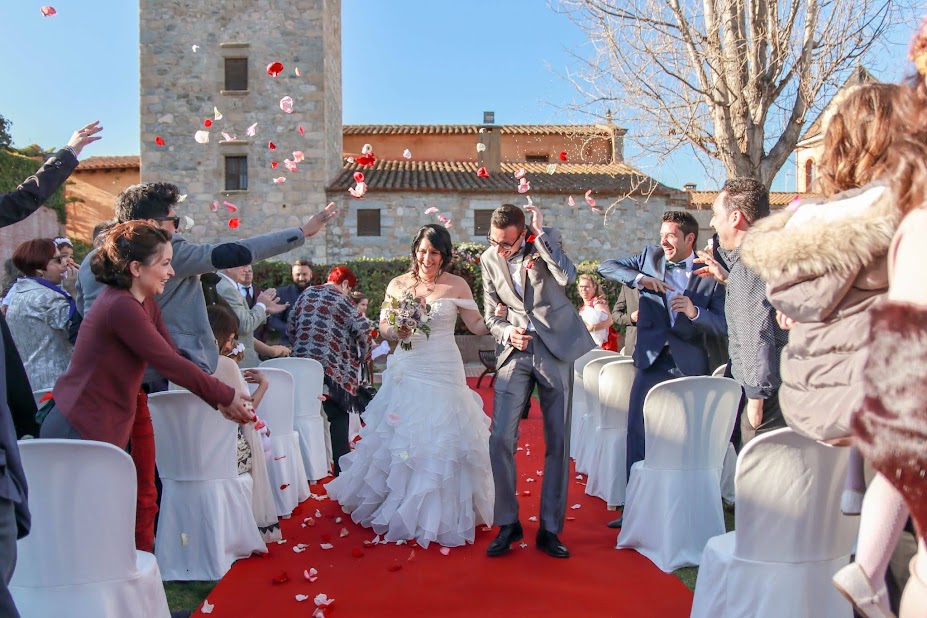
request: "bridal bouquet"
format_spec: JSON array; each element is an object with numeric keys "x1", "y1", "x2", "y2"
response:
[{"x1": 381, "y1": 292, "x2": 435, "y2": 351}]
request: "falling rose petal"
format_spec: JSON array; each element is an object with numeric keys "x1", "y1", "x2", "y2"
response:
[
  {"x1": 424, "y1": 207, "x2": 439, "y2": 215},
  {"x1": 439, "y1": 547, "x2": 451, "y2": 556},
  {"x1": 182, "y1": 215, "x2": 195, "y2": 230},
  {"x1": 267, "y1": 61, "x2": 284, "y2": 77},
  {"x1": 315, "y1": 509, "x2": 322, "y2": 518},
  {"x1": 304, "y1": 568, "x2": 318, "y2": 581},
  {"x1": 177, "y1": 194, "x2": 188, "y2": 202},
  {"x1": 298, "y1": 125, "x2": 305, "y2": 136},
  {"x1": 314, "y1": 594, "x2": 335, "y2": 608},
  {"x1": 246, "y1": 123, "x2": 258, "y2": 137},
  {"x1": 155, "y1": 136, "x2": 165, "y2": 146},
  {"x1": 568, "y1": 196, "x2": 576, "y2": 207},
  {"x1": 526, "y1": 477, "x2": 535, "y2": 483},
  {"x1": 476, "y1": 143, "x2": 487, "y2": 153},
  {"x1": 320, "y1": 543, "x2": 333, "y2": 550},
  {"x1": 525, "y1": 195, "x2": 533, "y2": 207},
  {"x1": 284, "y1": 159, "x2": 299, "y2": 173},
  {"x1": 192, "y1": 45, "x2": 200, "y2": 53},
  {"x1": 280, "y1": 484, "x2": 290, "y2": 490},
  {"x1": 214, "y1": 107, "x2": 223, "y2": 121},
  {"x1": 295, "y1": 67, "x2": 302, "y2": 77},
  {"x1": 340, "y1": 528, "x2": 349, "y2": 538},
  {"x1": 348, "y1": 182, "x2": 367, "y2": 199},
  {"x1": 514, "y1": 168, "x2": 526, "y2": 180},
  {"x1": 356, "y1": 153, "x2": 376, "y2": 166},
  {"x1": 280, "y1": 96, "x2": 294, "y2": 113},
  {"x1": 571, "y1": 503, "x2": 582, "y2": 510},
  {"x1": 180, "y1": 532, "x2": 189, "y2": 546},
  {"x1": 292, "y1": 151, "x2": 305, "y2": 163},
  {"x1": 273, "y1": 177, "x2": 286, "y2": 184},
  {"x1": 585, "y1": 189, "x2": 597, "y2": 208},
  {"x1": 351, "y1": 548, "x2": 363, "y2": 557},
  {"x1": 444, "y1": 222, "x2": 453, "y2": 229},
  {"x1": 271, "y1": 161, "x2": 279, "y2": 169},
  {"x1": 201, "y1": 599, "x2": 214, "y2": 614},
  {"x1": 204, "y1": 119, "x2": 213, "y2": 128},
  {"x1": 223, "y1": 201, "x2": 238, "y2": 213},
  {"x1": 353, "y1": 172, "x2": 365, "y2": 183},
  {"x1": 228, "y1": 218, "x2": 240, "y2": 229},
  {"x1": 437, "y1": 214, "x2": 450, "y2": 224},
  {"x1": 402, "y1": 149, "x2": 412, "y2": 159},
  {"x1": 346, "y1": 156, "x2": 355, "y2": 163},
  {"x1": 221, "y1": 132, "x2": 236, "y2": 142},
  {"x1": 387, "y1": 564, "x2": 402, "y2": 572},
  {"x1": 528, "y1": 516, "x2": 538, "y2": 522},
  {"x1": 40, "y1": 6, "x2": 57, "y2": 17},
  {"x1": 547, "y1": 164, "x2": 558, "y2": 175},
  {"x1": 296, "y1": 595, "x2": 310, "y2": 602},
  {"x1": 517, "y1": 180, "x2": 531, "y2": 194},
  {"x1": 210, "y1": 200, "x2": 219, "y2": 212},
  {"x1": 267, "y1": 141, "x2": 277, "y2": 151},
  {"x1": 559, "y1": 151, "x2": 568, "y2": 162},
  {"x1": 477, "y1": 167, "x2": 489, "y2": 178},
  {"x1": 361, "y1": 143, "x2": 373, "y2": 155},
  {"x1": 272, "y1": 572, "x2": 289, "y2": 585}
]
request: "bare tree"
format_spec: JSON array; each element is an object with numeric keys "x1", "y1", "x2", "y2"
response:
[{"x1": 557, "y1": 0, "x2": 912, "y2": 187}]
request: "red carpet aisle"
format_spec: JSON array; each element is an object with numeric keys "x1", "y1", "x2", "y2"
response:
[{"x1": 193, "y1": 378, "x2": 693, "y2": 617}]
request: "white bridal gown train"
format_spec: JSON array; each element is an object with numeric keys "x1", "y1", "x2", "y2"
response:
[{"x1": 325, "y1": 298, "x2": 494, "y2": 548}]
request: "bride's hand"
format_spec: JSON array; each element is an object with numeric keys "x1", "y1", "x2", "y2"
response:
[{"x1": 393, "y1": 325, "x2": 413, "y2": 341}]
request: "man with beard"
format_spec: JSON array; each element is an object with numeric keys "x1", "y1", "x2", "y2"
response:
[{"x1": 264, "y1": 259, "x2": 313, "y2": 346}]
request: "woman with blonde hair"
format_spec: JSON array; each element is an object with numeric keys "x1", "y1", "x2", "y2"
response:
[{"x1": 576, "y1": 274, "x2": 614, "y2": 349}]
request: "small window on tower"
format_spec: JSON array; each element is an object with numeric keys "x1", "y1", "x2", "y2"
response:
[
  {"x1": 357, "y1": 209, "x2": 381, "y2": 237},
  {"x1": 224, "y1": 58, "x2": 248, "y2": 91},
  {"x1": 225, "y1": 156, "x2": 248, "y2": 191},
  {"x1": 474, "y1": 209, "x2": 494, "y2": 236},
  {"x1": 525, "y1": 154, "x2": 550, "y2": 163}
]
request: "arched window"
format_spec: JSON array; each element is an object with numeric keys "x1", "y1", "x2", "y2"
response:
[{"x1": 804, "y1": 159, "x2": 815, "y2": 191}]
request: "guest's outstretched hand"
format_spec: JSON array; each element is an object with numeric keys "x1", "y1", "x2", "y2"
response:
[
  {"x1": 66, "y1": 121, "x2": 103, "y2": 156},
  {"x1": 694, "y1": 249, "x2": 729, "y2": 284},
  {"x1": 302, "y1": 202, "x2": 338, "y2": 237}
]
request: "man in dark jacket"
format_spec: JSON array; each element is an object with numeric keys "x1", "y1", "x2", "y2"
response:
[
  {"x1": 0, "y1": 121, "x2": 102, "y2": 618},
  {"x1": 263, "y1": 259, "x2": 313, "y2": 346},
  {"x1": 610, "y1": 284, "x2": 639, "y2": 355}
]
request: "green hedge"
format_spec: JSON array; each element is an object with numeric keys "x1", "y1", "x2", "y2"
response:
[
  {"x1": 0, "y1": 150, "x2": 67, "y2": 223},
  {"x1": 252, "y1": 245, "x2": 624, "y2": 335}
]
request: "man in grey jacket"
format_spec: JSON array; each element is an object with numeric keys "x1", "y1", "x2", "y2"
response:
[
  {"x1": 0, "y1": 121, "x2": 102, "y2": 618},
  {"x1": 698, "y1": 178, "x2": 788, "y2": 446}
]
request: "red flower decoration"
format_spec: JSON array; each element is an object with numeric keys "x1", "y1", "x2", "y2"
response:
[
  {"x1": 477, "y1": 166, "x2": 489, "y2": 178},
  {"x1": 559, "y1": 151, "x2": 567, "y2": 162},
  {"x1": 526, "y1": 234, "x2": 537, "y2": 244},
  {"x1": 356, "y1": 153, "x2": 376, "y2": 166},
  {"x1": 353, "y1": 171, "x2": 365, "y2": 183},
  {"x1": 266, "y1": 62, "x2": 284, "y2": 77},
  {"x1": 228, "y1": 218, "x2": 240, "y2": 229},
  {"x1": 204, "y1": 119, "x2": 212, "y2": 128},
  {"x1": 155, "y1": 136, "x2": 165, "y2": 146},
  {"x1": 279, "y1": 483, "x2": 289, "y2": 490},
  {"x1": 351, "y1": 548, "x2": 364, "y2": 558},
  {"x1": 272, "y1": 572, "x2": 289, "y2": 584},
  {"x1": 268, "y1": 141, "x2": 277, "y2": 150}
]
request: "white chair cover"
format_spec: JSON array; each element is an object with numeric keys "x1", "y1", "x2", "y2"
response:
[
  {"x1": 10, "y1": 440, "x2": 171, "y2": 617},
  {"x1": 691, "y1": 428, "x2": 857, "y2": 618},
  {"x1": 148, "y1": 391, "x2": 265, "y2": 581},
  {"x1": 584, "y1": 360, "x2": 635, "y2": 507},
  {"x1": 569, "y1": 349, "x2": 620, "y2": 460},
  {"x1": 248, "y1": 367, "x2": 311, "y2": 514},
  {"x1": 260, "y1": 358, "x2": 330, "y2": 481},
  {"x1": 574, "y1": 354, "x2": 623, "y2": 474},
  {"x1": 712, "y1": 364, "x2": 727, "y2": 377},
  {"x1": 721, "y1": 442, "x2": 737, "y2": 504},
  {"x1": 616, "y1": 376, "x2": 740, "y2": 572}
]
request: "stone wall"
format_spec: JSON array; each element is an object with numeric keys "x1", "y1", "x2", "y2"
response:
[
  {"x1": 139, "y1": 0, "x2": 342, "y2": 264},
  {"x1": 322, "y1": 189, "x2": 687, "y2": 263}
]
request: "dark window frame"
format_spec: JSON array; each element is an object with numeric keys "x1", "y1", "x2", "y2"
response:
[
  {"x1": 525, "y1": 154, "x2": 549, "y2": 163},
  {"x1": 474, "y1": 209, "x2": 494, "y2": 237},
  {"x1": 224, "y1": 155, "x2": 248, "y2": 191},
  {"x1": 357, "y1": 209, "x2": 382, "y2": 237},
  {"x1": 224, "y1": 57, "x2": 248, "y2": 91}
]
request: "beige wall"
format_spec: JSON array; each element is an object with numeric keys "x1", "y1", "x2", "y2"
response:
[
  {"x1": 795, "y1": 139, "x2": 823, "y2": 193},
  {"x1": 65, "y1": 168, "x2": 140, "y2": 242},
  {"x1": 0, "y1": 207, "x2": 61, "y2": 266}
]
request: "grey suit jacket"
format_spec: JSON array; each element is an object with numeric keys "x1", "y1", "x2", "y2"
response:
[
  {"x1": 481, "y1": 227, "x2": 595, "y2": 368},
  {"x1": 217, "y1": 274, "x2": 267, "y2": 368},
  {"x1": 611, "y1": 284, "x2": 640, "y2": 355},
  {"x1": 78, "y1": 227, "x2": 305, "y2": 373}
]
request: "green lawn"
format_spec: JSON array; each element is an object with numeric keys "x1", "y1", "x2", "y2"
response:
[{"x1": 164, "y1": 581, "x2": 216, "y2": 613}]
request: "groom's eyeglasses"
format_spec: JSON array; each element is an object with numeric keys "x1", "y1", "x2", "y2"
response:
[{"x1": 486, "y1": 229, "x2": 524, "y2": 251}]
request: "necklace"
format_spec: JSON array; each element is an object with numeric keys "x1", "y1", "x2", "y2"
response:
[{"x1": 412, "y1": 271, "x2": 440, "y2": 297}]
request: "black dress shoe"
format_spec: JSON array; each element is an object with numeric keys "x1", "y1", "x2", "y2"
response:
[
  {"x1": 606, "y1": 515, "x2": 623, "y2": 529},
  {"x1": 536, "y1": 528, "x2": 569, "y2": 558},
  {"x1": 487, "y1": 521, "x2": 524, "y2": 557}
]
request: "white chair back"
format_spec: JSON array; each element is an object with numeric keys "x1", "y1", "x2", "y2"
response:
[
  {"x1": 582, "y1": 356, "x2": 621, "y2": 420},
  {"x1": 248, "y1": 367, "x2": 296, "y2": 436},
  {"x1": 734, "y1": 428, "x2": 855, "y2": 563},
  {"x1": 711, "y1": 364, "x2": 727, "y2": 377},
  {"x1": 597, "y1": 360, "x2": 635, "y2": 430},
  {"x1": 260, "y1": 357, "x2": 324, "y2": 418},
  {"x1": 147, "y1": 391, "x2": 240, "y2": 481},
  {"x1": 642, "y1": 376, "x2": 740, "y2": 471},
  {"x1": 12, "y1": 440, "x2": 139, "y2": 587},
  {"x1": 574, "y1": 349, "x2": 620, "y2": 380}
]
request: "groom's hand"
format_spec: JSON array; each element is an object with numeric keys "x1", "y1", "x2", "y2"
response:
[
  {"x1": 525, "y1": 204, "x2": 544, "y2": 236},
  {"x1": 510, "y1": 327, "x2": 533, "y2": 351}
]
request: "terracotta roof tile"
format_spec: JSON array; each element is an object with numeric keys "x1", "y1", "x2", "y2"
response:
[
  {"x1": 343, "y1": 124, "x2": 620, "y2": 137},
  {"x1": 77, "y1": 156, "x2": 140, "y2": 171},
  {"x1": 687, "y1": 190, "x2": 813, "y2": 209},
  {"x1": 328, "y1": 161, "x2": 676, "y2": 195}
]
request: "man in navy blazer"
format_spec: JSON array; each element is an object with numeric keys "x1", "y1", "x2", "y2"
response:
[{"x1": 598, "y1": 211, "x2": 727, "y2": 526}]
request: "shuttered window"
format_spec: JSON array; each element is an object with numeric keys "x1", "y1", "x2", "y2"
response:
[
  {"x1": 474, "y1": 209, "x2": 494, "y2": 236},
  {"x1": 224, "y1": 156, "x2": 248, "y2": 191},
  {"x1": 224, "y1": 58, "x2": 248, "y2": 91},
  {"x1": 357, "y1": 209, "x2": 381, "y2": 237}
]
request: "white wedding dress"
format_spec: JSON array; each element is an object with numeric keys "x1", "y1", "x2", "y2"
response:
[{"x1": 325, "y1": 298, "x2": 494, "y2": 548}]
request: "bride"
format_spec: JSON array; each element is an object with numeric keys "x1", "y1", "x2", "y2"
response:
[{"x1": 325, "y1": 223, "x2": 495, "y2": 548}]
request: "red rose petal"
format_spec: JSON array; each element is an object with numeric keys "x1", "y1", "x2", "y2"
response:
[
  {"x1": 356, "y1": 153, "x2": 376, "y2": 166},
  {"x1": 280, "y1": 483, "x2": 289, "y2": 490},
  {"x1": 362, "y1": 540, "x2": 375, "y2": 547},
  {"x1": 267, "y1": 62, "x2": 284, "y2": 77},
  {"x1": 353, "y1": 172, "x2": 365, "y2": 183},
  {"x1": 522, "y1": 490, "x2": 531, "y2": 496},
  {"x1": 204, "y1": 119, "x2": 213, "y2": 128},
  {"x1": 477, "y1": 166, "x2": 489, "y2": 178},
  {"x1": 223, "y1": 201, "x2": 238, "y2": 213},
  {"x1": 351, "y1": 548, "x2": 364, "y2": 558},
  {"x1": 566, "y1": 516, "x2": 576, "y2": 521},
  {"x1": 228, "y1": 218, "x2": 240, "y2": 229},
  {"x1": 269, "y1": 141, "x2": 277, "y2": 150},
  {"x1": 387, "y1": 564, "x2": 402, "y2": 572},
  {"x1": 155, "y1": 136, "x2": 165, "y2": 146},
  {"x1": 559, "y1": 151, "x2": 568, "y2": 162},
  {"x1": 299, "y1": 125, "x2": 305, "y2": 136},
  {"x1": 271, "y1": 161, "x2": 279, "y2": 169},
  {"x1": 272, "y1": 572, "x2": 289, "y2": 584}
]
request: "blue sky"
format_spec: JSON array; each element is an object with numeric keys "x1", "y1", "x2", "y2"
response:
[{"x1": 0, "y1": 1, "x2": 915, "y2": 191}]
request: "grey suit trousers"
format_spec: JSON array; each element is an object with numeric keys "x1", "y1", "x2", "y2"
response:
[{"x1": 490, "y1": 336, "x2": 573, "y2": 534}]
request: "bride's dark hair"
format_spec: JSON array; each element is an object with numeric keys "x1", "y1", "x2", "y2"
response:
[{"x1": 410, "y1": 224, "x2": 454, "y2": 280}]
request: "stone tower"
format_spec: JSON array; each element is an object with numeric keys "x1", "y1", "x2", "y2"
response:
[{"x1": 139, "y1": 0, "x2": 342, "y2": 262}]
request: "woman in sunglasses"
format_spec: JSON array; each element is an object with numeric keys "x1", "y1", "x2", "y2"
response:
[{"x1": 6, "y1": 238, "x2": 80, "y2": 391}]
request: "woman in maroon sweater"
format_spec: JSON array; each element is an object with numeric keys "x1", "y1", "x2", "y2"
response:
[{"x1": 41, "y1": 221, "x2": 252, "y2": 447}]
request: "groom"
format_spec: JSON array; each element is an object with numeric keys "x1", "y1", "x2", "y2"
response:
[{"x1": 481, "y1": 203, "x2": 595, "y2": 558}]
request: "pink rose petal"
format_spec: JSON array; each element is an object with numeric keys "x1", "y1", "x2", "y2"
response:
[
  {"x1": 210, "y1": 200, "x2": 219, "y2": 212},
  {"x1": 314, "y1": 593, "x2": 335, "y2": 607},
  {"x1": 292, "y1": 151, "x2": 305, "y2": 163},
  {"x1": 584, "y1": 190, "x2": 596, "y2": 208},
  {"x1": 280, "y1": 96, "x2": 294, "y2": 113},
  {"x1": 221, "y1": 132, "x2": 236, "y2": 142},
  {"x1": 273, "y1": 177, "x2": 286, "y2": 184},
  {"x1": 246, "y1": 123, "x2": 258, "y2": 137},
  {"x1": 40, "y1": 6, "x2": 57, "y2": 17},
  {"x1": 439, "y1": 547, "x2": 451, "y2": 556},
  {"x1": 568, "y1": 196, "x2": 576, "y2": 206},
  {"x1": 284, "y1": 159, "x2": 298, "y2": 173},
  {"x1": 424, "y1": 207, "x2": 439, "y2": 215},
  {"x1": 514, "y1": 168, "x2": 526, "y2": 180},
  {"x1": 223, "y1": 201, "x2": 238, "y2": 213},
  {"x1": 295, "y1": 67, "x2": 302, "y2": 77},
  {"x1": 403, "y1": 149, "x2": 412, "y2": 159}
]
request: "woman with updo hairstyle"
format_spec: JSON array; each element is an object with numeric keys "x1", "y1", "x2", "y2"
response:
[
  {"x1": 41, "y1": 221, "x2": 254, "y2": 448},
  {"x1": 6, "y1": 238, "x2": 79, "y2": 391}
]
